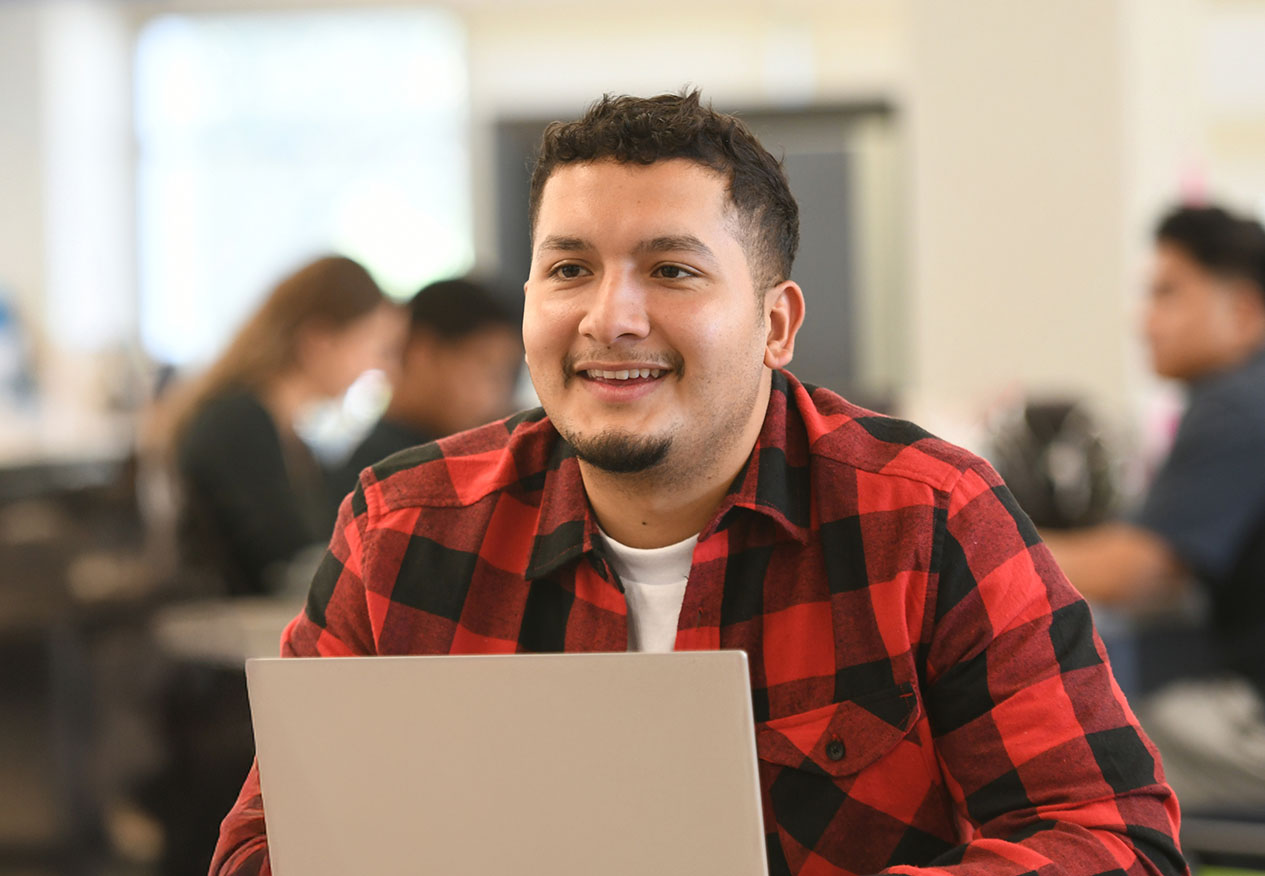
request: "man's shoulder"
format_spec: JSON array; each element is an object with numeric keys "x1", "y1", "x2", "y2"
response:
[
  {"x1": 353, "y1": 408, "x2": 560, "y2": 515},
  {"x1": 1193, "y1": 347, "x2": 1265, "y2": 427},
  {"x1": 788, "y1": 378, "x2": 987, "y2": 494}
]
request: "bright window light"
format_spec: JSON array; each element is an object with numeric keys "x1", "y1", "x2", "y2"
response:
[{"x1": 134, "y1": 9, "x2": 471, "y2": 366}]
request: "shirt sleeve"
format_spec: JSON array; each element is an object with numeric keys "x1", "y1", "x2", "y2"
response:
[
  {"x1": 1135, "y1": 391, "x2": 1265, "y2": 584},
  {"x1": 208, "y1": 485, "x2": 377, "y2": 876},
  {"x1": 908, "y1": 464, "x2": 1185, "y2": 876}
]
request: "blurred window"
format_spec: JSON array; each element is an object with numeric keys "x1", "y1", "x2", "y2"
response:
[{"x1": 134, "y1": 9, "x2": 471, "y2": 366}]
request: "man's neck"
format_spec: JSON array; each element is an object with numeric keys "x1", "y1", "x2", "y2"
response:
[
  {"x1": 577, "y1": 379, "x2": 771, "y2": 549},
  {"x1": 383, "y1": 393, "x2": 442, "y2": 437},
  {"x1": 1189, "y1": 335, "x2": 1265, "y2": 384},
  {"x1": 579, "y1": 463, "x2": 736, "y2": 548}
]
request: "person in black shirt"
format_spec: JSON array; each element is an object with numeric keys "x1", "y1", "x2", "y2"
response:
[
  {"x1": 168, "y1": 255, "x2": 405, "y2": 596},
  {"x1": 329, "y1": 277, "x2": 522, "y2": 511},
  {"x1": 138, "y1": 255, "x2": 404, "y2": 873}
]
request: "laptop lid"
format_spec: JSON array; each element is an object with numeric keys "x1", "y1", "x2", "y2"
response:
[{"x1": 245, "y1": 651, "x2": 769, "y2": 876}]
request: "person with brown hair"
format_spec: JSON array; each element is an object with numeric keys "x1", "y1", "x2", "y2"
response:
[
  {"x1": 211, "y1": 93, "x2": 1182, "y2": 876},
  {"x1": 170, "y1": 254, "x2": 405, "y2": 597}
]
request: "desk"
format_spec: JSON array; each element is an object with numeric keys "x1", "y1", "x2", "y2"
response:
[
  {"x1": 151, "y1": 597, "x2": 304, "y2": 667},
  {"x1": 143, "y1": 597, "x2": 303, "y2": 874},
  {"x1": 0, "y1": 398, "x2": 133, "y2": 474}
]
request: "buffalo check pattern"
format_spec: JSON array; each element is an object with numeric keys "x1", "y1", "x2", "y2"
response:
[{"x1": 211, "y1": 370, "x2": 1185, "y2": 876}]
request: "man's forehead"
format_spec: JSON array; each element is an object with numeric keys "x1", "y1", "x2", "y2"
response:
[
  {"x1": 1152, "y1": 243, "x2": 1215, "y2": 284},
  {"x1": 537, "y1": 158, "x2": 728, "y2": 210},
  {"x1": 533, "y1": 160, "x2": 741, "y2": 244}
]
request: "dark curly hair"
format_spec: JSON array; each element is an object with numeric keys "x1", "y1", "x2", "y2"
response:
[
  {"x1": 528, "y1": 89, "x2": 799, "y2": 291},
  {"x1": 1156, "y1": 205, "x2": 1265, "y2": 303}
]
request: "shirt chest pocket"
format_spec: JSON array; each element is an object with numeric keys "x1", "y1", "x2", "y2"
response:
[
  {"x1": 755, "y1": 684, "x2": 925, "y2": 872},
  {"x1": 756, "y1": 683, "x2": 921, "y2": 777}
]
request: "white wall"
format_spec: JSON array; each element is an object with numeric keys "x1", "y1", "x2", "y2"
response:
[
  {"x1": 0, "y1": 3, "x2": 48, "y2": 337},
  {"x1": 1199, "y1": 0, "x2": 1265, "y2": 212},
  {"x1": 0, "y1": 0, "x2": 134, "y2": 353},
  {"x1": 0, "y1": 1, "x2": 138, "y2": 457},
  {"x1": 39, "y1": 0, "x2": 135, "y2": 354},
  {"x1": 907, "y1": 1, "x2": 1130, "y2": 434},
  {"x1": 904, "y1": 0, "x2": 1207, "y2": 444}
]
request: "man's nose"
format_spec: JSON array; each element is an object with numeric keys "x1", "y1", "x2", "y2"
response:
[{"x1": 577, "y1": 268, "x2": 650, "y2": 344}]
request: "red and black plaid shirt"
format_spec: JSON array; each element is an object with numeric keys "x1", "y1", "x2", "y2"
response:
[{"x1": 211, "y1": 370, "x2": 1184, "y2": 876}]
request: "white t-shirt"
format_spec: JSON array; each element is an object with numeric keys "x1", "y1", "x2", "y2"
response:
[{"x1": 598, "y1": 531, "x2": 698, "y2": 653}]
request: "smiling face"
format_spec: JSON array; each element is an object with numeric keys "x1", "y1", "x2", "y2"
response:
[{"x1": 523, "y1": 158, "x2": 800, "y2": 483}]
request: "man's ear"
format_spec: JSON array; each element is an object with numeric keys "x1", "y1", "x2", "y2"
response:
[
  {"x1": 764, "y1": 280, "x2": 805, "y2": 370},
  {"x1": 1230, "y1": 279, "x2": 1265, "y2": 319}
]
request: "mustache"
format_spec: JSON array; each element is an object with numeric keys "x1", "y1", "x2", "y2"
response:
[{"x1": 562, "y1": 349, "x2": 685, "y2": 380}]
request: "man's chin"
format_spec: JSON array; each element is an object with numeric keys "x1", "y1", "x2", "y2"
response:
[{"x1": 569, "y1": 431, "x2": 672, "y2": 474}]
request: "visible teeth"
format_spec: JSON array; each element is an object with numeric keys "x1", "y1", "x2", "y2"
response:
[{"x1": 586, "y1": 368, "x2": 664, "y2": 380}]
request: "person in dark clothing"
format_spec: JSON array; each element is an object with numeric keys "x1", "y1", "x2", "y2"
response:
[
  {"x1": 170, "y1": 255, "x2": 405, "y2": 597},
  {"x1": 330, "y1": 277, "x2": 521, "y2": 511},
  {"x1": 140, "y1": 256, "x2": 403, "y2": 875},
  {"x1": 1045, "y1": 204, "x2": 1265, "y2": 807},
  {"x1": 178, "y1": 389, "x2": 333, "y2": 597}
]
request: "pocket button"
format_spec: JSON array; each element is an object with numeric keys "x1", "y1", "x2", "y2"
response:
[{"x1": 825, "y1": 738, "x2": 846, "y2": 761}]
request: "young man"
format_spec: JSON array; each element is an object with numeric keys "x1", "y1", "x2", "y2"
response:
[
  {"x1": 1045, "y1": 205, "x2": 1265, "y2": 808},
  {"x1": 328, "y1": 276, "x2": 522, "y2": 513},
  {"x1": 211, "y1": 92, "x2": 1183, "y2": 876}
]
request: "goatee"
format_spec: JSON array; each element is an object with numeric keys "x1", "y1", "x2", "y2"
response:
[{"x1": 569, "y1": 430, "x2": 671, "y2": 474}]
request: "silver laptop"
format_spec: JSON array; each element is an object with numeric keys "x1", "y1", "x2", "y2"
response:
[{"x1": 245, "y1": 651, "x2": 769, "y2": 876}]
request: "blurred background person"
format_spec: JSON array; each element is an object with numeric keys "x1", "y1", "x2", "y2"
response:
[
  {"x1": 130, "y1": 255, "x2": 404, "y2": 874},
  {"x1": 1044, "y1": 205, "x2": 1265, "y2": 810},
  {"x1": 328, "y1": 277, "x2": 522, "y2": 510},
  {"x1": 162, "y1": 255, "x2": 405, "y2": 597}
]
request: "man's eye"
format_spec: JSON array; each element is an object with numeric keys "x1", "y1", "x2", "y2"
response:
[
  {"x1": 655, "y1": 264, "x2": 695, "y2": 280},
  {"x1": 554, "y1": 264, "x2": 584, "y2": 279}
]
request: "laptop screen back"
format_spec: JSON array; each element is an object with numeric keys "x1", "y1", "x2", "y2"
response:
[{"x1": 246, "y1": 651, "x2": 768, "y2": 876}]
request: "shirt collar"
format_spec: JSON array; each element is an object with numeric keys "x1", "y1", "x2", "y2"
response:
[
  {"x1": 524, "y1": 437, "x2": 603, "y2": 580},
  {"x1": 699, "y1": 369, "x2": 813, "y2": 545},
  {"x1": 524, "y1": 370, "x2": 813, "y2": 581}
]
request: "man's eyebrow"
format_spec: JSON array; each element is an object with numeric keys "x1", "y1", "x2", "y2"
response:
[
  {"x1": 634, "y1": 235, "x2": 718, "y2": 262},
  {"x1": 535, "y1": 235, "x2": 590, "y2": 255},
  {"x1": 534, "y1": 233, "x2": 719, "y2": 262}
]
